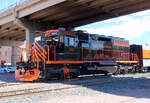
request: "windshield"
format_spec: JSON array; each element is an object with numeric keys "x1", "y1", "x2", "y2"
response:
[
  {"x1": 43, "y1": 32, "x2": 58, "y2": 37},
  {"x1": 44, "y1": 31, "x2": 59, "y2": 42},
  {"x1": 50, "y1": 32, "x2": 58, "y2": 36},
  {"x1": 46, "y1": 36, "x2": 59, "y2": 42}
]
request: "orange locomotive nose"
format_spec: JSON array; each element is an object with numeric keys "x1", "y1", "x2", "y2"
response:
[{"x1": 15, "y1": 69, "x2": 40, "y2": 81}]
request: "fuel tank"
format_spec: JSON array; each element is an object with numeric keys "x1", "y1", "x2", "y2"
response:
[{"x1": 87, "y1": 65, "x2": 117, "y2": 73}]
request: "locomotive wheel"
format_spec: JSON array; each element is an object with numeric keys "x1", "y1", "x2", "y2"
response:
[
  {"x1": 58, "y1": 74, "x2": 64, "y2": 80},
  {"x1": 104, "y1": 72, "x2": 108, "y2": 76},
  {"x1": 70, "y1": 72, "x2": 79, "y2": 78},
  {"x1": 113, "y1": 69, "x2": 120, "y2": 75},
  {"x1": 33, "y1": 78, "x2": 45, "y2": 82},
  {"x1": 124, "y1": 69, "x2": 128, "y2": 74}
]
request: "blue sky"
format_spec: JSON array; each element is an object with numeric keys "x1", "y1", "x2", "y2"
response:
[
  {"x1": 76, "y1": 10, "x2": 150, "y2": 45},
  {"x1": 0, "y1": 0, "x2": 19, "y2": 10},
  {"x1": 0, "y1": 0, "x2": 150, "y2": 46}
]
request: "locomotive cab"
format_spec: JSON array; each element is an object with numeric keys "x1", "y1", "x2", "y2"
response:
[{"x1": 42, "y1": 30, "x2": 60, "y2": 45}]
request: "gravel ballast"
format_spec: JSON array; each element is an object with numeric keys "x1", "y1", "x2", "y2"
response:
[{"x1": 0, "y1": 73, "x2": 150, "y2": 103}]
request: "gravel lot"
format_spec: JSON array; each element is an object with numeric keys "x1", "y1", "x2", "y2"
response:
[{"x1": 0, "y1": 73, "x2": 150, "y2": 103}]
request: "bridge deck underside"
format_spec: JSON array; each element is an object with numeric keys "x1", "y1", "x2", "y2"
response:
[{"x1": 0, "y1": 0, "x2": 150, "y2": 41}]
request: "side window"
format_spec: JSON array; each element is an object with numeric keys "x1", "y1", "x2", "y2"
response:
[
  {"x1": 64, "y1": 36, "x2": 69, "y2": 46},
  {"x1": 74, "y1": 37, "x2": 78, "y2": 47},
  {"x1": 60, "y1": 35, "x2": 64, "y2": 43},
  {"x1": 64, "y1": 36, "x2": 78, "y2": 47},
  {"x1": 69, "y1": 37, "x2": 75, "y2": 46},
  {"x1": 81, "y1": 43, "x2": 89, "y2": 48}
]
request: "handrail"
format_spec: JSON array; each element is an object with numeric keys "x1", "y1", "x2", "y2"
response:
[
  {"x1": 0, "y1": 0, "x2": 28, "y2": 14},
  {"x1": 16, "y1": 42, "x2": 139, "y2": 64}
]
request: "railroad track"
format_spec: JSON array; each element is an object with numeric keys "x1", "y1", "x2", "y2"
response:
[
  {"x1": 0, "y1": 78, "x2": 120, "y2": 99},
  {"x1": 0, "y1": 82, "x2": 24, "y2": 88}
]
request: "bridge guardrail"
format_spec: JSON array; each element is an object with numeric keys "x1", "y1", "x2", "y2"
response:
[{"x1": 0, "y1": 0, "x2": 28, "y2": 14}]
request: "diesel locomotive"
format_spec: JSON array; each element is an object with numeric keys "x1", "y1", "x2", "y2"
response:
[{"x1": 15, "y1": 30, "x2": 141, "y2": 81}]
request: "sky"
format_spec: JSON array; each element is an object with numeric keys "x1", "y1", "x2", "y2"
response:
[
  {"x1": 0, "y1": 0, "x2": 150, "y2": 46},
  {"x1": 0, "y1": 0, "x2": 19, "y2": 10},
  {"x1": 76, "y1": 10, "x2": 150, "y2": 46}
]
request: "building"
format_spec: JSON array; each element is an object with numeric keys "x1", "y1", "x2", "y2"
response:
[
  {"x1": 0, "y1": 46, "x2": 12, "y2": 65},
  {"x1": 0, "y1": 46, "x2": 20, "y2": 65}
]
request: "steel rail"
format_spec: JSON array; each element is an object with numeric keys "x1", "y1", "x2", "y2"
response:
[{"x1": 0, "y1": 78, "x2": 124, "y2": 99}]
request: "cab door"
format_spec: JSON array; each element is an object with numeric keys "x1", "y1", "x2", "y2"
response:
[{"x1": 64, "y1": 36, "x2": 80, "y2": 61}]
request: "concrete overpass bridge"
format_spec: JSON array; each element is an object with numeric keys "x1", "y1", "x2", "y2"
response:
[{"x1": 0, "y1": 0, "x2": 150, "y2": 65}]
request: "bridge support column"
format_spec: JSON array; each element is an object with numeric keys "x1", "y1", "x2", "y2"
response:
[
  {"x1": 11, "y1": 46, "x2": 18, "y2": 66},
  {"x1": 14, "y1": 19, "x2": 47, "y2": 57},
  {"x1": 25, "y1": 27, "x2": 35, "y2": 57},
  {"x1": 14, "y1": 19, "x2": 36, "y2": 54}
]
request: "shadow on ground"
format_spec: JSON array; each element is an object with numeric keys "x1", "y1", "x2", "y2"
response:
[
  {"x1": 0, "y1": 72, "x2": 150, "y2": 99},
  {"x1": 0, "y1": 73, "x2": 19, "y2": 83}
]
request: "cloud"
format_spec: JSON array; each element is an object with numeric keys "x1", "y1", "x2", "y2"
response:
[
  {"x1": 91, "y1": 16, "x2": 133, "y2": 25},
  {"x1": 131, "y1": 9, "x2": 150, "y2": 16},
  {"x1": 77, "y1": 12, "x2": 150, "y2": 41},
  {"x1": 102, "y1": 16, "x2": 133, "y2": 24}
]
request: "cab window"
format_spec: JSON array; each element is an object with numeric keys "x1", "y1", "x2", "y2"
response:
[
  {"x1": 50, "y1": 32, "x2": 58, "y2": 36},
  {"x1": 69, "y1": 37, "x2": 75, "y2": 46},
  {"x1": 60, "y1": 35, "x2": 64, "y2": 43},
  {"x1": 64, "y1": 36, "x2": 78, "y2": 47},
  {"x1": 64, "y1": 36, "x2": 69, "y2": 46}
]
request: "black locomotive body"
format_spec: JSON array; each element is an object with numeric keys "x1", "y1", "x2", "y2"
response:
[{"x1": 15, "y1": 30, "x2": 140, "y2": 81}]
